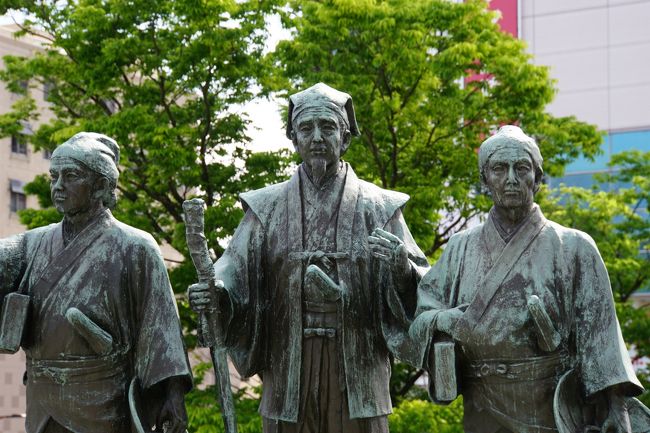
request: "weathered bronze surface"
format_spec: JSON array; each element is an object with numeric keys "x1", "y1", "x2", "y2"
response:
[
  {"x1": 189, "y1": 83, "x2": 429, "y2": 432},
  {"x1": 0, "y1": 132, "x2": 192, "y2": 433},
  {"x1": 410, "y1": 125, "x2": 648, "y2": 433}
]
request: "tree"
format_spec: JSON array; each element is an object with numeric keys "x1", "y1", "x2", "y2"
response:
[
  {"x1": 270, "y1": 0, "x2": 602, "y2": 257},
  {"x1": 0, "y1": 0, "x2": 291, "y2": 342},
  {"x1": 269, "y1": 0, "x2": 602, "y2": 401}
]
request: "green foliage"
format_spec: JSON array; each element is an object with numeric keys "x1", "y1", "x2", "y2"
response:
[
  {"x1": 186, "y1": 385, "x2": 263, "y2": 433},
  {"x1": 270, "y1": 0, "x2": 602, "y2": 256},
  {"x1": 390, "y1": 361, "x2": 429, "y2": 405},
  {"x1": 0, "y1": 0, "x2": 291, "y2": 347},
  {"x1": 389, "y1": 398, "x2": 464, "y2": 433}
]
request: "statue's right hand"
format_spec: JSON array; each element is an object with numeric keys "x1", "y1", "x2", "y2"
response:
[
  {"x1": 436, "y1": 307, "x2": 465, "y2": 338},
  {"x1": 188, "y1": 280, "x2": 225, "y2": 313}
]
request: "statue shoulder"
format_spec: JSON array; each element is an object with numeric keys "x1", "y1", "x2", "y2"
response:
[
  {"x1": 112, "y1": 219, "x2": 162, "y2": 256},
  {"x1": 449, "y1": 223, "x2": 482, "y2": 245},
  {"x1": 545, "y1": 219, "x2": 601, "y2": 255},
  {"x1": 239, "y1": 180, "x2": 290, "y2": 224},
  {"x1": 23, "y1": 223, "x2": 58, "y2": 250},
  {"x1": 357, "y1": 178, "x2": 410, "y2": 222}
]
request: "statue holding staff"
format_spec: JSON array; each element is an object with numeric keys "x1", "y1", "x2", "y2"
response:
[{"x1": 188, "y1": 83, "x2": 429, "y2": 433}]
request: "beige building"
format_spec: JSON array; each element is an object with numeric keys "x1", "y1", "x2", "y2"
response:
[{"x1": 0, "y1": 23, "x2": 52, "y2": 433}]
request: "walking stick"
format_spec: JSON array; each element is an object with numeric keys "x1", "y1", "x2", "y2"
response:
[{"x1": 183, "y1": 198, "x2": 238, "y2": 433}]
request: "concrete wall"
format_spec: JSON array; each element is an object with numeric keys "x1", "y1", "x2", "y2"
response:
[
  {"x1": 0, "y1": 25, "x2": 53, "y2": 433},
  {"x1": 521, "y1": 0, "x2": 650, "y2": 134}
]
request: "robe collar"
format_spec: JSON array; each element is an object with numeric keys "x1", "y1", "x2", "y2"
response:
[
  {"x1": 30, "y1": 210, "x2": 114, "y2": 294},
  {"x1": 287, "y1": 162, "x2": 359, "y2": 258},
  {"x1": 489, "y1": 204, "x2": 538, "y2": 243},
  {"x1": 456, "y1": 204, "x2": 547, "y2": 340}
]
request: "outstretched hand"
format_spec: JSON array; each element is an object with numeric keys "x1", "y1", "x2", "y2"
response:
[{"x1": 369, "y1": 228, "x2": 411, "y2": 280}]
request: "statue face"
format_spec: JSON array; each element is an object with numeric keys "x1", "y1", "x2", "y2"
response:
[
  {"x1": 49, "y1": 158, "x2": 99, "y2": 216},
  {"x1": 292, "y1": 110, "x2": 350, "y2": 170},
  {"x1": 485, "y1": 146, "x2": 536, "y2": 211}
]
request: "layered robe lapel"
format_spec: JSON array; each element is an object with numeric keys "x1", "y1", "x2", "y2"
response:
[
  {"x1": 480, "y1": 215, "x2": 507, "y2": 268},
  {"x1": 283, "y1": 169, "x2": 303, "y2": 421},
  {"x1": 335, "y1": 167, "x2": 359, "y2": 297},
  {"x1": 455, "y1": 206, "x2": 547, "y2": 342},
  {"x1": 29, "y1": 211, "x2": 113, "y2": 296},
  {"x1": 280, "y1": 165, "x2": 360, "y2": 421}
]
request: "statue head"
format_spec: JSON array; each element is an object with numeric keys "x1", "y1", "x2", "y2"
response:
[
  {"x1": 286, "y1": 83, "x2": 360, "y2": 182},
  {"x1": 49, "y1": 132, "x2": 120, "y2": 216},
  {"x1": 478, "y1": 125, "x2": 543, "y2": 212}
]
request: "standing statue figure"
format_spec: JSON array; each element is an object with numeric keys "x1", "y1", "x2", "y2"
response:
[
  {"x1": 0, "y1": 133, "x2": 192, "y2": 433},
  {"x1": 188, "y1": 83, "x2": 429, "y2": 433},
  {"x1": 409, "y1": 125, "x2": 648, "y2": 433}
]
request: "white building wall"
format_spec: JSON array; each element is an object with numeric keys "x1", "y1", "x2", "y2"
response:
[
  {"x1": 0, "y1": 25, "x2": 52, "y2": 433},
  {"x1": 521, "y1": 0, "x2": 650, "y2": 133}
]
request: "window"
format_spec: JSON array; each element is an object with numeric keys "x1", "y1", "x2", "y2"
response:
[
  {"x1": 43, "y1": 80, "x2": 54, "y2": 100},
  {"x1": 11, "y1": 135, "x2": 27, "y2": 155},
  {"x1": 10, "y1": 179, "x2": 26, "y2": 213}
]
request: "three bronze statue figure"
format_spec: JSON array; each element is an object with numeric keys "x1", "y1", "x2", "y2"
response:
[{"x1": 1, "y1": 83, "x2": 648, "y2": 433}]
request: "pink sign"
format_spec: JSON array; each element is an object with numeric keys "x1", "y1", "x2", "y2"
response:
[{"x1": 489, "y1": 0, "x2": 518, "y2": 37}]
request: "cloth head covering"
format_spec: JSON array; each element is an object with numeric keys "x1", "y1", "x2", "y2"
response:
[
  {"x1": 478, "y1": 125, "x2": 543, "y2": 179},
  {"x1": 286, "y1": 82, "x2": 360, "y2": 139},
  {"x1": 51, "y1": 132, "x2": 120, "y2": 183}
]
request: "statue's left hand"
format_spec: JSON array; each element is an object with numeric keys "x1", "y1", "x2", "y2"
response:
[
  {"x1": 601, "y1": 389, "x2": 632, "y2": 433},
  {"x1": 369, "y1": 228, "x2": 410, "y2": 279},
  {"x1": 156, "y1": 378, "x2": 188, "y2": 433}
]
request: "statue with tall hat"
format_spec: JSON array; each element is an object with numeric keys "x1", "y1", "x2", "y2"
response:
[
  {"x1": 188, "y1": 83, "x2": 430, "y2": 432},
  {"x1": 0, "y1": 132, "x2": 192, "y2": 433},
  {"x1": 407, "y1": 125, "x2": 649, "y2": 433}
]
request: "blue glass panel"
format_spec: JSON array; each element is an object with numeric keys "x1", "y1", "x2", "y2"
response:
[
  {"x1": 611, "y1": 129, "x2": 650, "y2": 154},
  {"x1": 564, "y1": 135, "x2": 610, "y2": 173},
  {"x1": 548, "y1": 173, "x2": 602, "y2": 189}
]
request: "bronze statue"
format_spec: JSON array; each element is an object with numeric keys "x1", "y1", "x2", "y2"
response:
[
  {"x1": 0, "y1": 133, "x2": 192, "y2": 433},
  {"x1": 409, "y1": 125, "x2": 648, "y2": 433},
  {"x1": 188, "y1": 83, "x2": 429, "y2": 433}
]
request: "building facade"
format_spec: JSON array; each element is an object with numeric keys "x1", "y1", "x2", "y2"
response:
[
  {"x1": 0, "y1": 24, "x2": 54, "y2": 433},
  {"x1": 521, "y1": 0, "x2": 650, "y2": 187}
]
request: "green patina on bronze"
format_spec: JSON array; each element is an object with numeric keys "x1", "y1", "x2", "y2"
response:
[
  {"x1": 0, "y1": 132, "x2": 192, "y2": 433},
  {"x1": 188, "y1": 83, "x2": 430, "y2": 433},
  {"x1": 408, "y1": 126, "x2": 649, "y2": 433}
]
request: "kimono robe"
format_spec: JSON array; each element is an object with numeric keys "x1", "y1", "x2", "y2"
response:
[
  {"x1": 410, "y1": 204, "x2": 643, "y2": 433},
  {"x1": 212, "y1": 163, "x2": 428, "y2": 427},
  {"x1": 0, "y1": 210, "x2": 191, "y2": 433}
]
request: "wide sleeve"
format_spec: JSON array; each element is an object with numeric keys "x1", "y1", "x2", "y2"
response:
[
  {"x1": 130, "y1": 236, "x2": 192, "y2": 392},
  {"x1": 377, "y1": 209, "x2": 430, "y2": 366},
  {"x1": 409, "y1": 233, "x2": 467, "y2": 369},
  {"x1": 214, "y1": 210, "x2": 267, "y2": 378},
  {"x1": 571, "y1": 233, "x2": 643, "y2": 398},
  {"x1": 0, "y1": 234, "x2": 27, "y2": 302}
]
